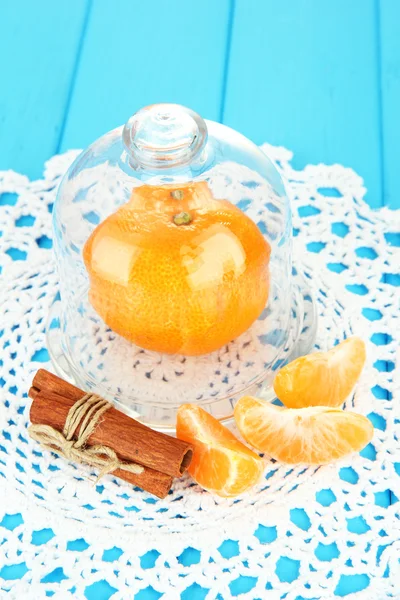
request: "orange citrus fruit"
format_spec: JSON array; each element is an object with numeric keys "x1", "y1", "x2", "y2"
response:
[
  {"x1": 234, "y1": 395, "x2": 373, "y2": 464},
  {"x1": 273, "y1": 337, "x2": 366, "y2": 408},
  {"x1": 176, "y1": 404, "x2": 264, "y2": 497},
  {"x1": 83, "y1": 181, "x2": 270, "y2": 356}
]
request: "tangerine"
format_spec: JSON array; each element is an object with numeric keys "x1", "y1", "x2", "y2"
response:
[
  {"x1": 176, "y1": 403, "x2": 264, "y2": 497},
  {"x1": 83, "y1": 182, "x2": 270, "y2": 355},
  {"x1": 234, "y1": 395, "x2": 373, "y2": 464},
  {"x1": 273, "y1": 337, "x2": 366, "y2": 408}
]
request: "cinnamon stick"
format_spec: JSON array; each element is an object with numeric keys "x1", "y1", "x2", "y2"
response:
[
  {"x1": 28, "y1": 370, "x2": 194, "y2": 499},
  {"x1": 30, "y1": 370, "x2": 193, "y2": 478},
  {"x1": 29, "y1": 389, "x2": 173, "y2": 499}
]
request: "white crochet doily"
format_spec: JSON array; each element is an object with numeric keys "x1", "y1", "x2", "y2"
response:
[{"x1": 0, "y1": 145, "x2": 399, "y2": 599}]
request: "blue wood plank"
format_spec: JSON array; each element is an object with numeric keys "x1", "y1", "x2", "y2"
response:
[
  {"x1": 0, "y1": 0, "x2": 90, "y2": 179},
  {"x1": 222, "y1": 0, "x2": 383, "y2": 208},
  {"x1": 60, "y1": 0, "x2": 231, "y2": 151},
  {"x1": 379, "y1": 0, "x2": 400, "y2": 209}
]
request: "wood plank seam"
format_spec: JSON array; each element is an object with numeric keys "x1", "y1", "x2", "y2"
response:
[
  {"x1": 55, "y1": 0, "x2": 93, "y2": 154},
  {"x1": 219, "y1": 0, "x2": 236, "y2": 123},
  {"x1": 374, "y1": 0, "x2": 386, "y2": 209}
]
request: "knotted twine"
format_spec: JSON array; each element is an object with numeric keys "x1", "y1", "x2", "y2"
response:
[{"x1": 28, "y1": 393, "x2": 144, "y2": 479}]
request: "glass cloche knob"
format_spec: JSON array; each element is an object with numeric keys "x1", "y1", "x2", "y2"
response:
[{"x1": 122, "y1": 104, "x2": 208, "y2": 170}]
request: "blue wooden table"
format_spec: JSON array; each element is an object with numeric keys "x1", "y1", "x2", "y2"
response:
[
  {"x1": 1, "y1": 0, "x2": 399, "y2": 211},
  {"x1": 1, "y1": 1, "x2": 399, "y2": 598}
]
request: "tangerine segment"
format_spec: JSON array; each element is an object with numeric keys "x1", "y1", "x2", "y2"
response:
[
  {"x1": 176, "y1": 404, "x2": 264, "y2": 497},
  {"x1": 234, "y1": 396, "x2": 373, "y2": 465},
  {"x1": 273, "y1": 337, "x2": 366, "y2": 408},
  {"x1": 83, "y1": 182, "x2": 270, "y2": 356}
]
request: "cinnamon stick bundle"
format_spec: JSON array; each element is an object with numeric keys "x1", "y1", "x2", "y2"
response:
[{"x1": 29, "y1": 370, "x2": 193, "y2": 499}]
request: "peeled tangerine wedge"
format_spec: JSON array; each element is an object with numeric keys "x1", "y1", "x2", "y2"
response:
[
  {"x1": 234, "y1": 396, "x2": 373, "y2": 465},
  {"x1": 176, "y1": 404, "x2": 264, "y2": 497},
  {"x1": 273, "y1": 337, "x2": 366, "y2": 408}
]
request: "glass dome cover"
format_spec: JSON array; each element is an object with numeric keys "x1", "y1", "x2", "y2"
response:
[{"x1": 48, "y1": 103, "x2": 316, "y2": 429}]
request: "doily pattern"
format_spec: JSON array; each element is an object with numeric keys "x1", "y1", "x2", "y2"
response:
[{"x1": 0, "y1": 145, "x2": 399, "y2": 599}]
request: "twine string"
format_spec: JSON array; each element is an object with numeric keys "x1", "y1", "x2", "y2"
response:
[{"x1": 28, "y1": 393, "x2": 144, "y2": 480}]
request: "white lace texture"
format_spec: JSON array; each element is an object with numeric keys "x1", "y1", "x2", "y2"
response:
[{"x1": 0, "y1": 145, "x2": 399, "y2": 599}]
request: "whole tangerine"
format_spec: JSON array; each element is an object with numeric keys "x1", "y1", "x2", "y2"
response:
[{"x1": 83, "y1": 181, "x2": 270, "y2": 355}]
